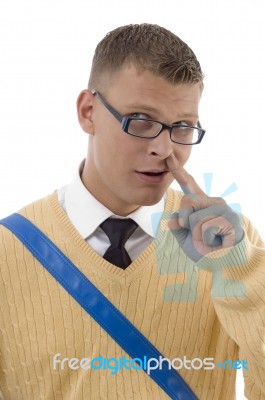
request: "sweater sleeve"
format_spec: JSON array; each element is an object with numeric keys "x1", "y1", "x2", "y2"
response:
[{"x1": 196, "y1": 215, "x2": 265, "y2": 399}]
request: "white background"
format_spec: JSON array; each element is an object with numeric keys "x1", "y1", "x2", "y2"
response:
[{"x1": 1, "y1": 1, "x2": 265, "y2": 398}]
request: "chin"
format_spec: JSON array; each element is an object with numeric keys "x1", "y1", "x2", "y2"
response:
[{"x1": 136, "y1": 192, "x2": 165, "y2": 207}]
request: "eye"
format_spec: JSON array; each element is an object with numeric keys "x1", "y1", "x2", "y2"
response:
[
  {"x1": 131, "y1": 112, "x2": 150, "y2": 119},
  {"x1": 174, "y1": 121, "x2": 190, "y2": 127}
]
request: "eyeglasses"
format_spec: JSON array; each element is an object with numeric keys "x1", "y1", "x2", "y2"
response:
[{"x1": 93, "y1": 91, "x2": 206, "y2": 145}]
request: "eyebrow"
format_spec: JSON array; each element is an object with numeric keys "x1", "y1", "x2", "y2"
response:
[{"x1": 126, "y1": 104, "x2": 159, "y2": 114}]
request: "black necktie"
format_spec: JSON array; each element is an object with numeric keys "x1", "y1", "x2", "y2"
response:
[{"x1": 100, "y1": 218, "x2": 138, "y2": 269}]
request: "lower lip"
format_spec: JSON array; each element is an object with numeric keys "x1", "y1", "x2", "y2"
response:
[{"x1": 135, "y1": 171, "x2": 169, "y2": 184}]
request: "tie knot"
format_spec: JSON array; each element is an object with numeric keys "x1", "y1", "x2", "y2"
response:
[{"x1": 100, "y1": 218, "x2": 138, "y2": 248}]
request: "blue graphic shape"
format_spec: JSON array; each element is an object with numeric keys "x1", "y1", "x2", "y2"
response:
[
  {"x1": 227, "y1": 202, "x2": 241, "y2": 213},
  {"x1": 203, "y1": 173, "x2": 213, "y2": 196},
  {"x1": 220, "y1": 182, "x2": 238, "y2": 198},
  {"x1": 216, "y1": 362, "x2": 223, "y2": 368},
  {"x1": 151, "y1": 211, "x2": 163, "y2": 237}
]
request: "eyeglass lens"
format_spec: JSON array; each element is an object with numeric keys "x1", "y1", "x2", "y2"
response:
[{"x1": 127, "y1": 119, "x2": 199, "y2": 144}]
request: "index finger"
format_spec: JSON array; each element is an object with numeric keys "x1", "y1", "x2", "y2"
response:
[{"x1": 166, "y1": 153, "x2": 205, "y2": 196}]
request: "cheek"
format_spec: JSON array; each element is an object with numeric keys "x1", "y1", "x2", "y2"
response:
[
  {"x1": 94, "y1": 131, "x2": 135, "y2": 173},
  {"x1": 173, "y1": 146, "x2": 192, "y2": 166}
]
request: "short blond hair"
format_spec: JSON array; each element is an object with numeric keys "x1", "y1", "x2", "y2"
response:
[{"x1": 88, "y1": 23, "x2": 204, "y2": 90}]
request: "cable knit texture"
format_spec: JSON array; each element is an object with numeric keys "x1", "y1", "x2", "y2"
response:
[{"x1": 0, "y1": 188, "x2": 264, "y2": 399}]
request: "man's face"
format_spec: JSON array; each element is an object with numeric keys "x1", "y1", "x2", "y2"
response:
[{"x1": 78, "y1": 64, "x2": 202, "y2": 215}]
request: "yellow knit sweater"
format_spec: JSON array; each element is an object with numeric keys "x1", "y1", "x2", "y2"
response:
[{"x1": 0, "y1": 189, "x2": 265, "y2": 400}]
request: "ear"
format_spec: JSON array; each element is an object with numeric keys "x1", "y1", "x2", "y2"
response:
[{"x1": 76, "y1": 89, "x2": 95, "y2": 135}]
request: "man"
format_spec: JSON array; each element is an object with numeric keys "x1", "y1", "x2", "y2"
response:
[{"x1": 0, "y1": 23, "x2": 264, "y2": 399}]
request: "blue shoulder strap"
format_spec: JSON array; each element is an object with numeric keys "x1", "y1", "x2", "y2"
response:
[{"x1": 0, "y1": 213, "x2": 198, "y2": 400}]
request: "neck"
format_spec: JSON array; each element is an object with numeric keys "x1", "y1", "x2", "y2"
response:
[{"x1": 81, "y1": 163, "x2": 140, "y2": 216}]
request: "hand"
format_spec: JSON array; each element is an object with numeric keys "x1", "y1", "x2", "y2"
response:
[{"x1": 166, "y1": 154, "x2": 244, "y2": 262}]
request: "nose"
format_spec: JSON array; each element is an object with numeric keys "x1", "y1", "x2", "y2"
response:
[{"x1": 148, "y1": 128, "x2": 173, "y2": 159}]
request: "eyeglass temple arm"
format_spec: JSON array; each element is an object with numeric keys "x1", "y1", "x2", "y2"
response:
[{"x1": 92, "y1": 91, "x2": 123, "y2": 123}]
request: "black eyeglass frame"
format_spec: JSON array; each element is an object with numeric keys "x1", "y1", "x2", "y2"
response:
[{"x1": 93, "y1": 91, "x2": 206, "y2": 145}]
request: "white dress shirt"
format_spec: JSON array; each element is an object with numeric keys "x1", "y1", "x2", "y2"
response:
[{"x1": 57, "y1": 162, "x2": 165, "y2": 261}]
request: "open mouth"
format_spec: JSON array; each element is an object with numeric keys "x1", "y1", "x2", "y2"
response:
[
  {"x1": 141, "y1": 171, "x2": 165, "y2": 176},
  {"x1": 136, "y1": 170, "x2": 169, "y2": 183}
]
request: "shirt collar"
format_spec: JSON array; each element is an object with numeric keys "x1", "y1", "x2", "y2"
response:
[{"x1": 62, "y1": 163, "x2": 165, "y2": 240}]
